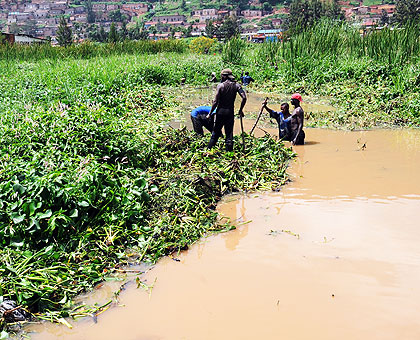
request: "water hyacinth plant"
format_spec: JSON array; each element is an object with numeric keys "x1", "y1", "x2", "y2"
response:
[{"x1": 0, "y1": 50, "x2": 294, "y2": 333}]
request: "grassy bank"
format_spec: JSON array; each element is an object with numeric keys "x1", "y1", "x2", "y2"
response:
[
  {"x1": 0, "y1": 53, "x2": 293, "y2": 332},
  {"x1": 225, "y1": 22, "x2": 420, "y2": 128},
  {"x1": 0, "y1": 40, "x2": 188, "y2": 61}
]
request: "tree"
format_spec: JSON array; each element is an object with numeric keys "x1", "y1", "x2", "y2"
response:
[
  {"x1": 56, "y1": 17, "x2": 73, "y2": 46},
  {"x1": 129, "y1": 21, "x2": 149, "y2": 40},
  {"x1": 108, "y1": 22, "x2": 119, "y2": 43},
  {"x1": 99, "y1": 26, "x2": 108, "y2": 42},
  {"x1": 227, "y1": 0, "x2": 248, "y2": 10},
  {"x1": 205, "y1": 19, "x2": 217, "y2": 38},
  {"x1": 393, "y1": 0, "x2": 420, "y2": 25},
  {"x1": 73, "y1": 22, "x2": 87, "y2": 40},
  {"x1": 22, "y1": 19, "x2": 37, "y2": 36},
  {"x1": 8, "y1": 23, "x2": 21, "y2": 35},
  {"x1": 120, "y1": 21, "x2": 128, "y2": 40},
  {"x1": 326, "y1": 0, "x2": 345, "y2": 20},
  {"x1": 380, "y1": 9, "x2": 389, "y2": 25},
  {"x1": 109, "y1": 9, "x2": 128, "y2": 22},
  {"x1": 262, "y1": 2, "x2": 274, "y2": 13},
  {"x1": 219, "y1": 15, "x2": 240, "y2": 40},
  {"x1": 289, "y1": 0, "x2": 343, "y2": 33},
  {"x1": 86, "y1": 0, "x2": 95, "y2": 24}
]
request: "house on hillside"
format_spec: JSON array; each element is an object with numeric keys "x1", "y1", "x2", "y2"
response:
[
  {"x1": 1, "y1": 32, "x2": 48, "y2": 44},
  {"x1": 272, "y1": 18, "x2": 282, "y2": 27},
  {"x1": 121, "y1": 3, "x2": 148, "y2": 16},
  {"x1": 24, "y1": 3, "x2": 39, "y2": 13},
  {"x1": 242, "y1": 9, "x2": 263, "y2": 18},
  {"x1": 153, "y1": 14, "x2": 186, "y2": 23},
  {"x1": 369, "y1": 4, "x2": 396, "y2": 15},
  {"x1": 192, "y1": 8, "x2": 218, "y2": 22}
]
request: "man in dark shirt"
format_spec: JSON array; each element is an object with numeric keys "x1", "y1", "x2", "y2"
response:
[{"x1": 207, "y1": 69, "x2": 247, "y2": 151}]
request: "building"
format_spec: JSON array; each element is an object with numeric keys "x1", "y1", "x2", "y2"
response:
[
  {"x1": 192, "y1": 8, "x2": 218, "y2": 22},
  {"x1": 241, "y1": 9, "x2": 263, "y2": 18},
  {"x1": 121, "y1": 3, "x2": 148, "y2": 16},
  {"x1": 153, "y1": 14, "x2": 186, "y2": 23},
  {"x1": 1, "y1": 32, "x2": 48, "y2": 44}
]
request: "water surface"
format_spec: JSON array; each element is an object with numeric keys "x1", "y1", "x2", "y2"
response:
[{"x1": 29, "y1": 113, "x2": 420, "y2": 340}]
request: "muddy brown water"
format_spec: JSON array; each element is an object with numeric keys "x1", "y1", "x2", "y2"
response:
[
  {"x1": 28, "y1": 92, "x2": 420, "y2": 340},
  {"x1": 168, "y1": 86, "x2": 335, "y2": 130}
]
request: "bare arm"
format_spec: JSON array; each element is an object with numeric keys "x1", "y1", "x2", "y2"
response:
[
  {"x1": 263, "y1": 104, "x2": 275, "y2": 116},
  {"x1": 208, "y1": 84, "x2": 222, "y2": 117},
  {"x1": 237, "y1": 87, "x2": 247, "y2": 116}
]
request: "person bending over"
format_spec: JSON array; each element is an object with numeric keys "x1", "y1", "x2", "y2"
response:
[{"x1": 190, "y1": 106, "x2": 214, "y2": 136}]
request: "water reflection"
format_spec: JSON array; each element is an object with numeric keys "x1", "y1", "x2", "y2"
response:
[{"x1": 221, "y1": 197, "x2": 249, "y2": 251}]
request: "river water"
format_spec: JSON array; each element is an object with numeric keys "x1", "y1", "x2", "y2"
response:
[{"x1": 28, "y1": 91, "x2": 420, "y2": 340}]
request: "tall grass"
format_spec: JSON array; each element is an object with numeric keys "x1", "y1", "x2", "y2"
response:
[
  {"x1": 284, "y1": 21, "x2": 420, "y2": 65},
  {"x1": 0, "y1": 39, "x2": 187, "y2": 61}
]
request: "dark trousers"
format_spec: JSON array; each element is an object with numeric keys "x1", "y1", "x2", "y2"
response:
[
  {"x1": 191, "y1": 114, "x2": 214, "y2": 136},
  {"x1": 207, "y1": 109, "x2": 234, "y2": 151},
  {"x1": 291, "y1": 130, "x2": 305, "y2": 145}
]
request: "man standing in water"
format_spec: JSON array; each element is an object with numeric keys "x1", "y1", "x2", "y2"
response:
[
  {"x1": 207, "y1": 69, "x2": 247, "y2": 151},
  {"x1": 263, "y1": 102, "x2": 291, "y2": 141},
  {"x1": 290, "y1": 93, "x2": 305, "y2": 145}
]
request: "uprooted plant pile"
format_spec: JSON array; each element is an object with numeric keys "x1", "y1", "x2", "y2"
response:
[{"x1": 0, "y1": 54, "x2": 293, "y2": 332}]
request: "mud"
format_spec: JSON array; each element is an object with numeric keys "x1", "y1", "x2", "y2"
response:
[{"x1": 28, "y1": 99, "x2": 420, "y2": 339}]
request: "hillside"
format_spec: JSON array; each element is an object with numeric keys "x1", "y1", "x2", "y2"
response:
[{"x1": 0, "y1": 0, "x2": 396, "y2": 41}]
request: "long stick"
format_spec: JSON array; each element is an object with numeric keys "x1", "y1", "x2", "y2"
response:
[
  {"x1": 250, "y1": 97, "x2": 268, "y2": 136},
  {"x1": 239, "y1": 112, "x2": 245, "y2": 152}
]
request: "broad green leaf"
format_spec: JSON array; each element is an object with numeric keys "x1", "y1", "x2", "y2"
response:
[
  {"x1": 13, "y1": 183, "x2": 26, "y2": 195},
  {"x1": 37, "y1": 209, "x2": 52, "y2": 219},
  {"x1": 78, "y1": 201, "x2": 89, "y2": 207},
  {"x1": 29, "y1": 201, "x2": 36, "y2": 216},
  {"x1": 69, "y1": 209, "x2": 78, "y2": 218},
  {"x1": 12, "y1": 213, "x2": 25, "y2": 224}
]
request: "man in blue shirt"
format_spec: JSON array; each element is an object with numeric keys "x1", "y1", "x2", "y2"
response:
[
  {"x1": 190, "y1": 106, "x2": 214, "y2": 136},
  {"x1": 263, "y1": 102, "x2": 291, "y2": 141},
  {"x1": 240, "y1": 71, "x2": 254, "y2": 86}
]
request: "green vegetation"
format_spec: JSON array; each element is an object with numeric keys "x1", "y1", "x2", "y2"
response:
[
  {"x1": 0, "y1": 50, "x2": 293, "y2": 332},
  {"x1": 0, "y1": 40, "x2": 187, "y2": 61},
  {"x1": 244, "y1": 21, "x2": 420, "y2": 127},
  {"x1": 56, "y1": 17, "x2": 73, "y2": 47},
  {"x1": 289, "y1": 0, "x2": 344, "y2": 32},
  {"x1": 1, "y1": 18, "x2": 420, "y2": 332}
]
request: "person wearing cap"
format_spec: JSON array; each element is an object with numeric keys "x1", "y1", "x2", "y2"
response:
[
  {"x1": 290, "y1": 93, "x2": 305, "y2": 145},
  {"x1": 190, "y1": 105, "x2": 215, "y2": 136},
  {"x1": 207, "y1": 68, "x2": 247, "y2": 151}
]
